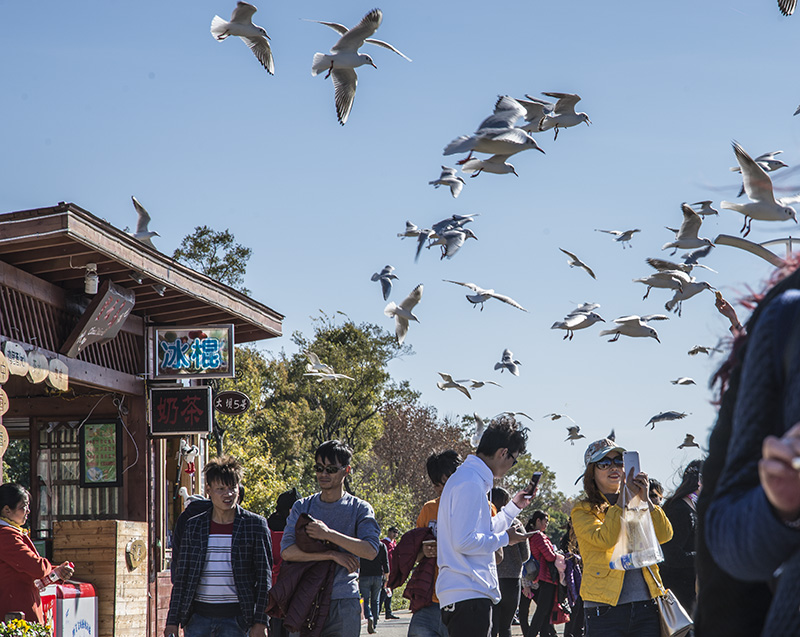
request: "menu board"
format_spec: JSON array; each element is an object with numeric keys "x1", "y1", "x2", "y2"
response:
[{"x1": 79, "y1": 420, "x2": 123, "y2": 487}]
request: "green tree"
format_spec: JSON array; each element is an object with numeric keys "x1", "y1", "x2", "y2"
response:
[{"x1": 173, "y1": 225, "x2": 252, "y2": 293}]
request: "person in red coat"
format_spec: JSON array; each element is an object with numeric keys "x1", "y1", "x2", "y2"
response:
[
  {"x1": 526, "y1": 510, "x2": 559, "y2": 637},
  {"x1": 0, "y1": 483, "x2": 73, "y2": 624}
]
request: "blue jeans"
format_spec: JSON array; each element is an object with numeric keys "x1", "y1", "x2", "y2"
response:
[
  {"x1": 359, "y1": 575, "x2": 383, "y2": 621},
  {"x1": 584, "y1": 599, "x2": 660, "y2": 637},
  {"x1": 289, "y1": 598, "x2": 361, "y2": 637},
  {"x1": 183, "y1": 614, "x2": 247, "y2": 637},
  {"x1": 409, "y1": 603, "x2": 448, "y2": 637}
]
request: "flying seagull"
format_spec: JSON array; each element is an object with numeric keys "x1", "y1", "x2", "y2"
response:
[
  {"x1": 429, "y1": 166, "x2": 466, "y2": 198},
  {"x1": 662, "y1": 204, "x2": 714, "y2": 255},
  {"x1": 371, "y1": 265, "x2": 398, "y2": 300},
  {"x1": 443, "y1": 280, "x2": 527, "y2": 312},
  {"x1": 305, "y1": 351, "x2": 335, "y2": 375},
  {"x1": 688, "y1": 345, "x2": 718, "y2": 356},
  {"x1": 471, "y1": 413, "x2": 486, "y2": 447},
  {"x1": 645, "y1": 411, "x2": 688, "y2": 430},
  {"x1": 130, "y1": 196, "x2": 160, "y2": 248},
  {"x1": 494, "y1": 349, "x2": 521, "y2": 376},
  {"x1": 303, "y1": 371, "x2": 355, "y2": 382},
  {"x1": 634, "y1": 269, "x2": 691, "y2": 300},
  {"x1": 730, "y1": 150, "x2": 788, "y2": 197},
  {"x1": 544, "y1": 413, "x2": 575, "y2": 422},
  {"x1": 595, "y1": 228, "x2": 641, "y2": 249},
  {"x1": 551, "y1": 303, "x2": 605, "y2": 340},
  {"x1": 494, "y1": 411, "x2": 534, "y2": 421},
  {"x1": 537, "y1": 92, "x2": 591, "y2": 140},
  {"x1": 456, "y1": 379, "x2": 502, "y2": 389},
  {"x1": 721, "y1": 141, "x2": 799, "y2": 237},
  {"x1": 309, "y1": 8, "x2": 411, "y2": 125},
  {"x1": 397, "y1": 221, "x2": 421, "y2": 239},
  {"x1": 678, "y1": 433, "x2": 701, "y2": 449},
  {"x1": 565, "y1": 426, "x2": 586, "y2": 445},
  {"x1": 559, "y1": 248, "x2": 596, "y2": 279},
  {"x1": 436, "y1": 373, "x2": 471, "y2": 399},
  {"x1": 460, "y1": 154, "x2": 518, "y2": 177},
  {"x1": 211, "y1": 2, "x2": 274, "y2": 75},
  {"x1": 671, "y1": 377, "x2": 696, "y2": 386},
  {"x1": 599, "y1": 315, "x2": 667, "y2": 343},
  {"x1": 384, "y1": 283, "x2": 422, "y2": 345},
  {"x1": 690, "y1": 201, "x2": 719, "y2": 217}
]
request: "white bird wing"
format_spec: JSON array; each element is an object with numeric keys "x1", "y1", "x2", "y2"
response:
[
  {"x1": 476, "y1": 96, "x2": 525, "y2": 131},
  {"x1": 733, "y1": 140, "x2": 775, "y2": 202},
  {"x1": 485, "y1": 128, "x2": 531, "y2": 145},
  {"x1": 449, "y1": 178, "x2": 464, "y2": 198},
  {"x1": 559, "y1": 247, "x2": 579, "y2": 262},
  {"x1": 332, "y1": 9, "x2": 382, "y2": 53},
  {"x1": 641, "y1": 314, "x2": 670, "y2": 322},
  {"x1": 230, "y1": 2, "x2": 258, "y2": 23},
  {"x1": 132, "y1": 196, "x2": 151, "y2": 234},
  {"x1": 442, "y1": 231, "x2": 467, "y2": 257},
  {"x1": 439, "y1": 166, "x2": 457, "y2": 179},
  {"x1": 568, "y1": 302, "x2": 600, "y2": 316},
  {"x1": 614, "y1": 315, "x2": 644, "y2": 326},
  {"x1": 543, "y1": 92, "x2": 581, "y2": 115},
  {"x1": 364, "y1": 37, "x2": 411, "y2": 61},
  {"x1": 595, "y1": 229, "x2": 622, "y2": 236},
  {"x1": 241, "y1": 36, "x2": 274, "y2": 74},
  {"x1": 306, "y1": 19, "x2": 349, "y2": 36},
  {"x1": 438, "y1": 372, "x2": 454, "y2": 383},
  {"x1": 518, "y1": 95, "x2": 553, "y2": 122},
  {"x1": 443, "y1": 279, "x2": 482, "y2": 293},
  {"x1": 488, "y1": 291, "x2": 527, "y2": 312},
  {"x1": 647, "y1": 257, "x2": 684, "y2": 272},
  {"x1": 399, "y1": 284, "x2": 423, "y2": 312},
  {"x1": 331, "y1": 68, "x2": 358, "y2": 125},
  {"x1": 678, "y1": 204, "x2": 703, "y2": 239}
]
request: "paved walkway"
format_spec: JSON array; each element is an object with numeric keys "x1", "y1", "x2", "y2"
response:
[{"x1": 360, "y1": 609, "x2": 565, "y2": 636}]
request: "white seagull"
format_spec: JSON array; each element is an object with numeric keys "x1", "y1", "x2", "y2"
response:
[
  {"x1": 397, "y1": 221, "x2": 421, "y2": 239},
  {"x1": 559, "y1": 248, "x2": 596, "y2": 279},
  {"x1": 443, "y1": 280, "x2": 527, "y2": 312},
  {"x1": 690, "y1": 201, "x2": 719, "y2": 217},
  {"x1": 305, "y1": 351, "x2": 335, "y2": 375},
  {"x1": 688, "y1": 345, "x2": 719, "y2": 356},
  {"x1": 678, "y1": 434, "x2": 701, "y2": 449},
  {"x1": 384, "y1": 284, "x2": 422, "y2": 345},
  {"x1": 494, "y1": 411, "x2": 534, "y2": 421},
  {"x1": 494, "y1": 349, "x2": 521, "y2": 376},
  {"x1": 309, "y1": 8, "x2": 411, "y2": 125},
  {"x1": 544, "y1": 413, "x2": 575, "y2": 422},
  {"x1": 721, "y1": 141, "x2": 799, "y2": 237},
  {"x1": 371, "y1": 265, "x2": 398, "y2": 300},
  {"x1": 671, "y1": 377, "x2": 696, "y2": 385},
  {"x1": 634, "y1": 269, "x2": 691, "y2": 300},
  {"x1": 456, "y1": 379, "x2": 502, "y2": 389},
  {"x1": 471, "y1": 413, "x2": 486, "y2": 447},
  {"x1": 436, "y1": 373, "x2": 472, "y2": 399},
  {"x1": 131, "y1": 196, "x2": 160, "y2": 248},
  {"x1": 428, "y1": 228, "x2": 478, "y2": 260},
  {"x1": 565, "y1": 426, "x2": 586, "y2": 445},
  {"x1": 551, "y1": 303, "x2": 605, "y2": 340},
  {"x1": 537, "y1": 92, "x2": 591, "y2": 140},
  {"x1": 645, "y1": 410, "x2": 688, "y2": 430},
  {"x1": 429, "y1": 166, "x2": 466, "y2": 198},
  {"x1": 599, "y1": 315, "x2": 668, "y2": 343},
  {"x1": 731, "y1": 150, "x2": 788, "y2": 197},
  {"x1": 304, "y1": 371, "x2": 355, "y2": 382},
  {"x1": 211, "y1": 2, "x2": 274, "y2": 75},
  {"x1": 664, "y1": 279, "x2": 715, "y2": 316},
  {"x1": 595, "y1": 228, "x2": 641, "y2": 249},
  {"x1": 662, "y1": 204, "x2": 714, "y2": 255},
  {"x1": 460, "y1": 154, "x2": 518, "y2": 177}
]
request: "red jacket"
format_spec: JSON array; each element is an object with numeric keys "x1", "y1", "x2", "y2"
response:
[
  {"x1": 266, "y1": 514, "x2": 336, "y2": 637},
  {"x1": 388, "y1": 526, "x2": 437, "y2": 612},
  {"x1": 0, "y1": 525, "x2": 52, "y2": 624},
  {"x1": 529, "y1": 530, "x2": 558, "y2": 585}
]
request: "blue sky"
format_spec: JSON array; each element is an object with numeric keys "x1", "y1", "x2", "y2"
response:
[{"x1": 2, "y1": 0, "x2": 799, "y2": 496}]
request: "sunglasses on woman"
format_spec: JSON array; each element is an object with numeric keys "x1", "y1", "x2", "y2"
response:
[{"x1": 595, "y1": 456, "x2": 625, "y2": 470}]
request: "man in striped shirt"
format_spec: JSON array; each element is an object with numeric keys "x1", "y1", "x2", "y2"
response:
[{"x1": 165, "y1": 455, "x2": 272, "y2": 637}]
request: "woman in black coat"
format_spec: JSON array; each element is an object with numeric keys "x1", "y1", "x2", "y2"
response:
[{"x1": 660, "y1": 460, "x2": 702, "y2": 614}]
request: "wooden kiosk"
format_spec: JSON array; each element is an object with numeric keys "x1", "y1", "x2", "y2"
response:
[{"x1": 0, "y1": 203, "x2": 283, "y2": 636}]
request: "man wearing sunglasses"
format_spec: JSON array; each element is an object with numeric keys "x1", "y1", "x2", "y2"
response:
[
  {"x1": 280, "y1": 440, "x2": 381, "y2": 637},
  {"x1": 436, "y1": 421, "x2": 536, "y2": 637}
]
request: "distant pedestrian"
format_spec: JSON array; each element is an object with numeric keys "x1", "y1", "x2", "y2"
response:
[
  {"x1": 380, "y1": 527, "x2": 400, "y2": 620},
  {"x1": 267, "y1": 487, "x2": 299, "y2": 637},
  {"x1": 526, "y1": 510, "x2": 558, "y2": 637},
  {"x1": 490, "y1": 487, "x2": 529, "y2": 637},
  {"x1": 436, "y1": 420, "x2": 535, "y2": 637},
  {"x1": 165, "y1": 456, "x2": 272, "y2": 637},
  {"x1": 360, "y1": 540, "x2": 390, "y2": 633}
]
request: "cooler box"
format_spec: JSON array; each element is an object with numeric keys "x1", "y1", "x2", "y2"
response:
[{"x1": 40, "y1": 581, "x2": 98, "y2": 637}]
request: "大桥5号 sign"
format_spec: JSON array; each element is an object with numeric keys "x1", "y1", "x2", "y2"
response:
[{"x1": 153, "y1": 325, "x2": 234, "y2": 379}]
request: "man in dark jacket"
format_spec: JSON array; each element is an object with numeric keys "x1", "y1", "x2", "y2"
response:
[{"x1": 165, "y1": 456, "x2": 272, "y2": 637}]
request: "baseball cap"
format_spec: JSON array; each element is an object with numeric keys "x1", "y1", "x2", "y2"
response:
[{"x1": 574, "y1": 437, "x2": 627, "y2": 485}]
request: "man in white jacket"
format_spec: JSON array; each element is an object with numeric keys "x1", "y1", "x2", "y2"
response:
[{"x1": 436, "y1": 420, "x2": 535, "y2": 637}]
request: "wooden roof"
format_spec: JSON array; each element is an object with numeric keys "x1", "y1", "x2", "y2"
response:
[{"x1": 0, "y1": 202, "x2": 283, "y2": 343}]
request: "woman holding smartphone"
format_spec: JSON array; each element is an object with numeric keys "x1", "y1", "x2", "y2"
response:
[{"x1": 570, "y1": 438, "x2": 673, "y2": 637}]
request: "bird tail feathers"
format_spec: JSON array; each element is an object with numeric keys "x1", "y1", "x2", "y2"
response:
[
  {"x1": 383, "y1": 302, "x2": 398, "y2": 318},
  {"x1": 551, "y1": 321, "x2": 566, "y2": 330},
  {"x1": 210, "y1": 16, "x2": 229, "y2": 40},
  {"x1": 311, "y1": 53, "x2": 328, "y2": 76},
  {"x1": 598, "y1": 328, "x2": 616, "y2": 337},
  {"x1": 720, "y1": 201, "x2": 744, "y2": 212},
  {"x1": 444, "y1": 136, "x2": 475, "y2": 156}
]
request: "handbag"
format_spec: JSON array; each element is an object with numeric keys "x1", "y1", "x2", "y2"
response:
[{"x1": 646, "y1": 566, "x2": 693, "y2": 637}]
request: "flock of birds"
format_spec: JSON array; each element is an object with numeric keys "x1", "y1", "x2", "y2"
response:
[{"x1": 120, "y1": 2, "x2": 800, "y2": 471}]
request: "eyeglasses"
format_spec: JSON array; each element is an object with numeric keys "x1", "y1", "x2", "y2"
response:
[
  {"x1": 508, "y1": 451, "x2": 519, "y2": 467},
  {"x1": 595, "y1": 457, "x2": 625, "y2": 470},
  {"x1": 314, "y1": 464, "x2": 344, "y2": 474}
]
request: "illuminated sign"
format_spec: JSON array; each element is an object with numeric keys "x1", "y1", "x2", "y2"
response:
[
  {"x1": 150, "y1": 387, "x2": 213, "y2": 436},
  {"x1": 153, "y1": 325, "x2": 234, "y2": 380}
]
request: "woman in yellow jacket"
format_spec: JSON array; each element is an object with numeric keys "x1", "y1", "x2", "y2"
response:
[{"x1": 571, "y1": 438, "x2": 673, "y2": 637}]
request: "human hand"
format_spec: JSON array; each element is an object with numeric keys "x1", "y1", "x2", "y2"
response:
[
  {"x1": 164, "y1": 624, "x2": 179, "y2": 637},
  {"x1": 249, "y1": 623, "x2": 268, "y2": 637},
  {"x1": 760, "y1": 422, "x2": 800, "y2": 521},
  {"x1": 715, "y1": 294, "x2": 742, "y2": 331},
  {"x1": 512, "y1": 485, "x2": 537, "y2": 509},
  {"x1": 626, "y1": 468, "x2": 650, "y2": 503},
  {"x1": 329, "y1": 551, "x2": 360, "y2": 573},
  {"x1": 55, "y1": 561, "x2": 74, "y2": 580},
  {"x1": 305, "y1": 519, "x2": 333, "y2": 542},
  {"x1": 422, "y1": 540, "x2": 437, "y2": 559},
  {"x1": 506, "y1": 524, "x2": 532, "y2": 546}
]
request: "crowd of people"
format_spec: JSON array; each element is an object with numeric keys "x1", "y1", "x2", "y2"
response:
[{"x1": 4, "y1": 263, "x2": 800, "y2": 636}]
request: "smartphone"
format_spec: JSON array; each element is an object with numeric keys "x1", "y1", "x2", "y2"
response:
[
  {"x1": 623, "y1": 451, "x2": 640, "y2": 480},
  {"x1": 526, "y1": 471, "x2": 543, "y2": 495}
]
